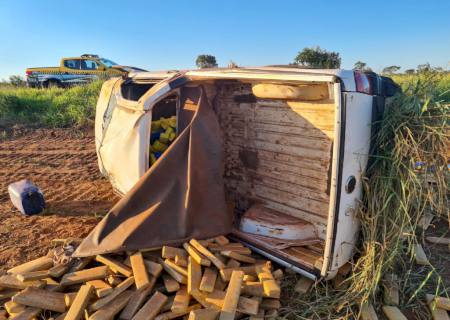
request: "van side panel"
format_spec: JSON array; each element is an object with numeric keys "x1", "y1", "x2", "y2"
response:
[{"x1": 327, "y1": 92, "x2": 373, "y2": 277}]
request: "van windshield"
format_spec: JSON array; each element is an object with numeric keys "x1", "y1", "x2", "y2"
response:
[{"x1": 99, "y1": 58, "x2": 118, "y2": 68}]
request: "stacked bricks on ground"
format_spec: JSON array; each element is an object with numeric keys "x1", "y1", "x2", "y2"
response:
[
  {"x1": 150, "y1": 116, "x2": 177, "y2": 166},
  {"x1": 0, "y1": 236, "x2": 285, "y2": 320}
]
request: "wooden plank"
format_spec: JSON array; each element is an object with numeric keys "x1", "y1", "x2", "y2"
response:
[
  {"x1": 382, "y1": 306, "x2": 407, "y2": 320},
  {"x1": 260, "y1": 298, "x2": 281, "y2": 310},
  {"x1": 243, "y1": 275, "x2": 257, "y2": 282},
  {"x1": 210, "y1": 247, "x2": 251, "y2": 255},
  {"x1": 162, "y1": 274, "x2": 180, "y2": 293},
  {"x1": 85, "y1": 280, "x2": 112, "y2": 298},
  {"x1": 95, "y1": 255, "x2": 132, "y2": 277},
  {"x1": 155, "y1": 304, "x2": 201, "y2": 320},
  {"x1": 199, "y1": 268, "x2": 217, "y2": 293},
  {"x1": 160, "y1": 259, "x2": 187, "y2": 284},
  {"x1": 255, "y1": 265, "x2": 280, "y2": 299},
  {"x1": 206, "y1": 290, "x2": 259, "y2": 316},
  {"x1": 64, "y1": 284, "x2": 94, "y2": 320},
  {"x1": 432, "y1": 295, "x2": 450, "y2": 311},
  {"x1": 272, "y1": 269, "x2": 283, "y2": 280},
  {"x1": 189, "y1": 240, "x2": 226, "y2": 270},
  {"x1": 214, "y1": 236, "x2": 229, "y2": 246},
  {"x1": 249, "y1": 309, "x2": 264, "y2": 320},
  {"x1": 60, "y1": 266, "x2": 109, "y2": 286},
  {"x1": 219, "y1": 270, "x2": 244, "y2": 320},
  {"x1": 265, "y1": 309, "x2": 278, "y2": 319},
  {"x1": 419, "y1": 213, "x2": 434, "y2": 230},
  {"x1": 0, "y1": 289, "x2": 19, "y2": 300},
  {"x1": 219, "y1": 266, "x2": 256, "y2": 282},
  {"x1": 9, "y1": 307, "x2": 41, "y2": 320},
  {"x1": 107, "y1": 275, "x2": 121, "y2": 286},
  {"x1": 187, "y1": 257, "x2": 202, "y2": 294},
  {"x1": 426, "y1": 237, "x2": 450, "y2": 245},
  {"x1": 171, "y1": 286, "x2": 190, "y2": 313},
  {"x1": 360, "y1": 302, "x2": 378, "y2": 320},
  {"x1": 143, "y1": 259, "x2": 163, "y2": 277},
  {"x1": 7, "y1": 256, "x2": 53, "y2": 275},
  {"x1": 164, "y1": 259, "x2": 188, "y2": 277},
  {"x1": 161, "y1": 296, "x2": 175, "y2": 313},
  {"x1": 220, "y1": 251, "x2": 255, "y2": 264},
  {"x1": 119, "y1": 283, "x2": 154, "y2": 320},
  {"x1": 174, "y1": 255, "x2": 188, "y2": 267},
  {"x1": 5, "y1": 301, "x2": 27, "y2": 314},
  {"x1": 17, "y1": 270, "x2": 49, "y2": 282},
  {"x1": 130, "y1": 252, "x2": 150, "y2": 290},
  {"x1": 88, "y1": 290, "x2": 133, "y2": 320},
  {"x1": 414, "y1": 244, "x2": 429, "y2": 265},
  {"x1": 12, "y1": 287, "x2": 66, "y2": 312},
  {"x1": 188, "y1": 308, "x2": 219, "y2": 320},
  {"x1": 215, "y1": 276, "x2": 227, "y2": 291},
  {"x1": 426, "y1": 294, "x2": 450, "y2": 320},
  {"x1": 183, "y1": 243, "x2": 211, "y2": 267},
  {"x1": 64, "y1": 292, "x2": 78, "y2": 307},
  {"x1": 0, "y1": 274, "x2": 45, "y2": 290},
  {"x1": 162, "y1": 246, "x2": 187, "y2": 259},
  {"x1": 90, "y1": 277, "x2": 135, "y2": 311},
  {"x1": 190, "y1": 290, "x2": 219, "y2": 310},
  {"x1": 131, "y1": 291, "x2": 168, "y2": 320},
  {"x1": 382, "y1": 274, "x2": 399, "y2": 306},
  {"x1": 241, "y1": 282, "x2": 264, "y2": 297},
  {"x1": 69, "y1": 258, "x2": 92, "y2": 273},
  {"x1": 49, "y1": 264, "x2": 70, "y2": 278},
  {"x1": 225, "y1": 259, "x2": 240, "y2": 269}
]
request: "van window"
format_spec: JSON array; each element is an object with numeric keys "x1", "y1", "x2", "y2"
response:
[
  {"x1": 81, "y1": 60, "x2": 98, "y2": 70},
  {"x1": 64, "y1": 59, "x2": 81, "y2": 69}
]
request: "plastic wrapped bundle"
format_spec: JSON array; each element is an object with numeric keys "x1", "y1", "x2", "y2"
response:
[{"x1": 150, "y1": 116, "x2": 177, "y2": 167}]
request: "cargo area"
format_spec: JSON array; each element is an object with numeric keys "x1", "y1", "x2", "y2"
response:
[{"x1": 212, "y1": 81, "x2": 335, "y2": 272}]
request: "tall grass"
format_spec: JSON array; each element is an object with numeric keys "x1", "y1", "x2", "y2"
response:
[
  {"x1": 282, "y1": 72, "x2": 449, "y2": 319},
  {"x1": 0, "y1": 81, "x2": 103, "y2": 127}
]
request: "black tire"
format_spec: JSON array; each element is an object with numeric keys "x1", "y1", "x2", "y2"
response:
[{"x1": 45, "y1": 79, "x2": 61, "y2": 88}]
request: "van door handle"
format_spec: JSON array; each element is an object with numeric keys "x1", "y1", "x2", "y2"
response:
[{"x1": 345, "y1": 176, "x2": 356, "y2": 193}]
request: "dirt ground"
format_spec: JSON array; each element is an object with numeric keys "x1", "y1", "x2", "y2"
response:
[{"x1": 0, "y1": 127, "x2": 119, "y2": 273}]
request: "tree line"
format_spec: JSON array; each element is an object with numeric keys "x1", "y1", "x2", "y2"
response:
[{"x1": 195, "y1": 48, "x2": 446, "y2": 75}]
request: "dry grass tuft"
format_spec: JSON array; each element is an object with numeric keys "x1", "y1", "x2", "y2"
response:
[{"x1": 280, "y1": 72, "x2": 449, "y2": 319}]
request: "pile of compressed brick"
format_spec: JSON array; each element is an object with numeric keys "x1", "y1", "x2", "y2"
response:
[{"x1": 0, "y1": 236, "x2": 283, "y2": 320}]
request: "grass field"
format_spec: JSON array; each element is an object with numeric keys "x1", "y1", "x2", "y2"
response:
[
  {"x1": 0, "y1": 72, "x2": 448, "y2": 129},
  {"x1": 0, "y1": 81, "x2": 103, "y2": 127}
]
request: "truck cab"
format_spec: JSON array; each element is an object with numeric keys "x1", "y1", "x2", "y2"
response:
[
  {"x1": 93, "y1": 67, "x2": 398, "y2": 280},
  {"x1": 26, "y1": 54, "x2": 145, "y2": 88}
]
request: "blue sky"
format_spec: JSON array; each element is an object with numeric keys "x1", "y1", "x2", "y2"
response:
[{"x1": 0, "y1": 0, "x2": 449, "y2": 80}]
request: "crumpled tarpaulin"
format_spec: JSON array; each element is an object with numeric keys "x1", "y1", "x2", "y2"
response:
[{"x1": 74, "y1": 86, "x2": 232, "y2": 256}]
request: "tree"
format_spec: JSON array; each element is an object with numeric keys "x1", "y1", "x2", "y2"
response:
[
  {"x1": 196, "y1": 55, "x2": 218, "y2": 69},
  {"x1": 404, "y1": 69, "x2": 415, "y2": 74},
  {"x1": 382, "y1": 65, "x2": 401, "y2": 75},
  {"x1": 417, "y1": 63, "x2": 431, "y2": 73},
  {"x1": 9, "y1": 75, "x2": 26, "y2": 87},
  {"x1": 353, "y1": 61, "x2": 372, "y2": 72},
  {"x1": 294, "y1": 46, "x2": 341, "y2": 69}
]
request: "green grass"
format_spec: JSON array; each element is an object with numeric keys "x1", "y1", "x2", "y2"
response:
[
  {"x1": 392, "y1": 71, "x2": 450, "y2": 103},
  {"x1": 0, "y1": 81, "x2": 103, "y2": 127}
]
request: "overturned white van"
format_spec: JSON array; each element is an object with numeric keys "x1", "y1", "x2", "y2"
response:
[{"x1": 92, "y1": 67, "x2": 398, "y2": 280}]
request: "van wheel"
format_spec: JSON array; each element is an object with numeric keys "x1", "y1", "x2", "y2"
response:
[{"x1": 45, "y1": 80, "x2": 60, "y2": 88}]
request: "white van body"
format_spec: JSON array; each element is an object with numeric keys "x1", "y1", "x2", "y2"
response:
[{"x1": 94, "y1": 67, "x2": 395, "y2": 279}]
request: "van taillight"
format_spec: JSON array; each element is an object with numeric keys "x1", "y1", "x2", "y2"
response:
[
  {"x1": 26, "y1": 70, "x2": 32, "y2": 76},
  {"x1": 354, "y1": 71, "x2": 373, "y2": 95}
]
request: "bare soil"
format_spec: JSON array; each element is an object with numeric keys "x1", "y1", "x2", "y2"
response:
[{"x1": 0, "y1": 128, "x2": 119, "y2": 273}]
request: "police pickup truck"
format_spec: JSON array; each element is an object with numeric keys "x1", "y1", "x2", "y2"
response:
[{"x1": 26, "y1": 54, "x2": 146, "y2": 88}]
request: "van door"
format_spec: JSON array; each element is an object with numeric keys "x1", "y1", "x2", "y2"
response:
[{"x1": 95, "y1": 74, "x2": 183, "y2": 195}]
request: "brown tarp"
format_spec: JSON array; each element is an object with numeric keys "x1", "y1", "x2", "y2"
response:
[{"x1": 74, "y1": 86, "x2": 232, "y2": 256}]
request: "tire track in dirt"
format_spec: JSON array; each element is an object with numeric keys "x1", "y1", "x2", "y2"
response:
[{"x1": 0, "y1": 128, "x2": 119, "y2": 272}]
